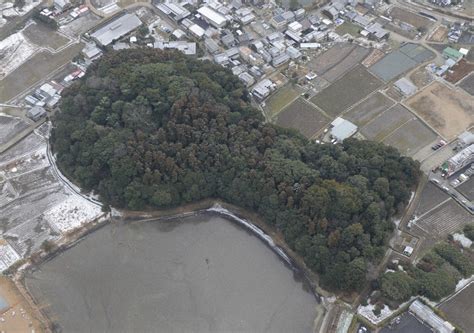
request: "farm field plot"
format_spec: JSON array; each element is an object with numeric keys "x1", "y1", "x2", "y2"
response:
[
  {"x1": 440, "y1": 283, "x2": 474, "y2": 333},
  {"x1": 444, "y1": 59, "x2": 474, "y2": 84},
  {"x1": 0, "y1": 42, "x2": 84, "y2": 102},
  {"x1": 459, "y1": 72, "x2": 474, "y2": 95},
  {"x1": 414, "y1": 200, "x2": 472, "y2": 239},
  {"x1": 310, "y1": 66, "x2": 383, "y2": 117},
  {"x1": 457, "y1": 177, "x2": 474, "y2": 201},
  {"x1": 275, "y1": 98, "x2": 330, "y2": 138},
  {"x1": 407, "y1": 82, "x2": 474, "y2": 140},
  {"x1": 344, "y1": 92, "x2": 394, "y2": 126},
  {"x1": 307, "y1": 43, "x2": 355, "y2": 75},
  {"x1": 362, "y1": 49, "x2": 385, "y2": 67},
  {"x1": 382, "y1": 118, "x2": 437, "y2": 156},
  {"x1": 322, "y1": 46, "x2": 370, "y2": 83},
  {"x1": 0, "y1": 115, "x2": 29, "y2": 146},
  {"x1": 389, "y1": 7, "x2": 433, "y2": 30},
  {"x1": 265, "y1": 85, "x2": 301, "y2": 119},
  {"x1": 427, "y1": 26, "x2": 448, "y2": 42},
  {"x1": 23, "y1": 22, "x2": 69, "y2": 50},
  {"x1": 370, "y1": 44, "x2": 433, "y2": 82},
  {"x1": 414, "y1": 182, "x2": 449, "y2": 217},
  {"x1": 360, "y1": 104, "x2": 414, "y2": 141}
]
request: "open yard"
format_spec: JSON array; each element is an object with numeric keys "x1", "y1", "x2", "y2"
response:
[
  {"x1": 458, "y1": 72, "x2": 474, "y2": 96},
  {"x1": 444, "y1": 59, "x2": 474, "y2": 84},
  {"x1": 389, "y1": 7, "x2": 433, "y2": 31},
  {"x1": 265, "y1": 85, "x2": 301, "y2": 119},
  {"x1": 23, "y1": 22, "x2": 70, "y2": 50},
  {"x1": 335, "y1": 22, "x2": 361, "y2": 37},
  {"x1": 406, "y1": 82, "x2": 474, "y2": 140},
  {"x1": 360, "y1": 104, "x2": 414, "y2": 141},
  {"x1": 409, "y1": 67, "x2": 434, "y2": 88},
  {"x1": 344, "y1": 92, "x2": 394, "y2": 127},
  {"x1": 382, "y1": 118, "x2": 438, "y2": 156},
  {"x1": 0, "y1": 42, "x2": 83, "y2": 102},
  {"x1": 275, "y1": 97, "x2": 330, "y2": 138},
  {"x1": 311, "y1": 66, "x2": 383, "y2": 117},
  {"x1": 440, "y1": 283, "x2": 474, "y2": 333},
  {"x1": 427, "y1": 26, "x2": 448, "y2": 42}
]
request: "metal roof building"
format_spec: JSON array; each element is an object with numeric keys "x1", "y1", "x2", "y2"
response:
[
  {"x1": 447, "y1": 144, "x2": 474, "y2": 176},
  {"x1": 394, "y1": 77, "x2": 417, "y2": 96},
  {"x1": 330, "y1": 117, "x2": 358, "y2": 143},
  {"x1": 409, "y1": 300, "x2": 455, "y2": 333},
  {"x1": 91, "y1": 14, "x2": 142, "y2": 46},
  {"x1": 197, "y1": 6, "x2": 227, "y2": 28},
  {"x1": 26, "y1": 106, "x2": 47, "y2": 122},
  {"x1": 458, "y1": 131, "x2": 474, "y2": 148}
]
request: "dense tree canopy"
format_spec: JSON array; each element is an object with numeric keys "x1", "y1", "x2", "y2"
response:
[{"x1": 51, "y1": 49, "x2": 420, "y2": 292}]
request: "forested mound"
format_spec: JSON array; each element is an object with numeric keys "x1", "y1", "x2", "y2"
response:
[{"x1": 51, "y1": 49, "x2": 420, "y2": 292}]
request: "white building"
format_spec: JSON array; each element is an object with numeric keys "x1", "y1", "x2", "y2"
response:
[
  {"x1": 91, "y1": 14, "x2": 142, "y2": 46},
  {"x1": 330, "y1": 117, "x2": 358, "y2": 143},
  {"x1": 446, "y1": 144, "x2": 474, "y2": 176},
  {"x1": 197, "y1": 6, "x2": 227, "y2": 28},
  {"x1": 409, "y1": 300, "x2": 455, "y2": 333}
]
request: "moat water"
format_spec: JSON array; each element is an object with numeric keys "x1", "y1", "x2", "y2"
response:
[{"x1": 25, "y1": 214, "x2": 318, "y2": 332}]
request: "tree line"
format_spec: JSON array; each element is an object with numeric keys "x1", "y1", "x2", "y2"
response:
[{"x1": 51, "y1": 49, "x2": 421, "y2": 292}]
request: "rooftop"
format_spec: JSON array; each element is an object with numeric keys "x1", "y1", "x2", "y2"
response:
[{"x1": 91, "y1": 13, "x2": 142, "y2": 46}]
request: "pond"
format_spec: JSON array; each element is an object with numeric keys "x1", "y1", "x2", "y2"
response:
[{"x1": 25, "y1": 214, "x2": 318, "y2": 332}]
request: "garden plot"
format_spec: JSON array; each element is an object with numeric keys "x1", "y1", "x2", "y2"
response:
[
  {"x1": 389, "y1": 7, "x2": 433, "y2": 31},
  {"x1": 306, "y1": 44, "x2": 371, "y2": 83},
  {"x1": 459, "y1": 72, "x2": 474, "y2": 96},
  {"x1": 413, "y1": 200, "x2": 472, "y2": 239},
  {"x1": 414, "y1": 182, "x2": 449, "y2": 217},
  {"x1": 321, "y1": 46, "x2": 370, "y2": 83},
  {"x1": 0, "y1": 130, "x2": 103, "y2": 271},
  {"x1": 457, "y1": 177, "x2": 474, "y2": 201},
  {"x1": 275, "y1": 98, "x2": 330, "y2": 138},
  {"x1": 43, "y1": 195, "x2": 102, "y2": 233},
  {"x1": 265, "y1": 85, "x2": 302, "y2": 119},
  {"x1": 0, "y1": 32, "x2": 38, "y2": 78},
  {"x1": 440, "y1": 283, "x2": 474, "y2": 333},
  {"x1": 311, "y1": 66, "x2": 383, "y2": 117},
  {"x1": 407, "y1": 82, "x2": 474, "y2": 140},
  {"x1": 382, "y1": 118, "x2": 437, "y2": 156},
  {"x1": 0, "y1": 42, "x2": 84, "y2": 102},
  {"x1": 344, "y1": 92, "x2": 394, "y2": 127},
  {"x1": 360, "y1": 104, "x2": 414, "y2": 141},
  {"x1": 0, "y1": 115, "x2": 29, "y2": 146}
]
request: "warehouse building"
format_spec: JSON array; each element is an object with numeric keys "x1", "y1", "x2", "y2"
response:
[
  {"x1": 330, "y1": 117, "x2": 358, "y2": 143},
  {"x1": 446, "y1": 144, "x2": 474, "y2": 176},
  {"x1": 26, "y1": 106, "x2": 47, "y2": 122},
  {"x1": 197, "y1": 6, "x2": 227, "y2": 28},
  {"x1": 155, "y1": 2, "x2": 190, "y2": 21},
  {"x1": 91, "y1": 13, "x2": 142, "y2": 46},
  {"x1": 153, "y1": 41, "x2": 196, "y2": 55},
  {"x1": 394, "y1": 77, "x2": 417, "y2": 96}
]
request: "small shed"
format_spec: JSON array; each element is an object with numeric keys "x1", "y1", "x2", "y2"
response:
[{"x1": 26, "y1": 106, "x2": 47, "y2": 122}]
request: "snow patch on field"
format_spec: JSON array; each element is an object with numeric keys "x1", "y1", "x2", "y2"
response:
[
  {"x1": 0, "y1": 32, "x2": 38, "y2": 78},
  {"x1": 44, "y1": 195, "x2": 102, "y2": 233}
]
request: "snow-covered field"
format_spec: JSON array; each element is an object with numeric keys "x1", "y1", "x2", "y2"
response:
[
  {"x1": 0, "y1": 126, "x2": 104, "y2": 272},
  {"x1": 0, "y1": 32, "x2": 38, "y2": 78},
  {"x1": 44, "y1": 195, "x2": 102, "y2": 233}
]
